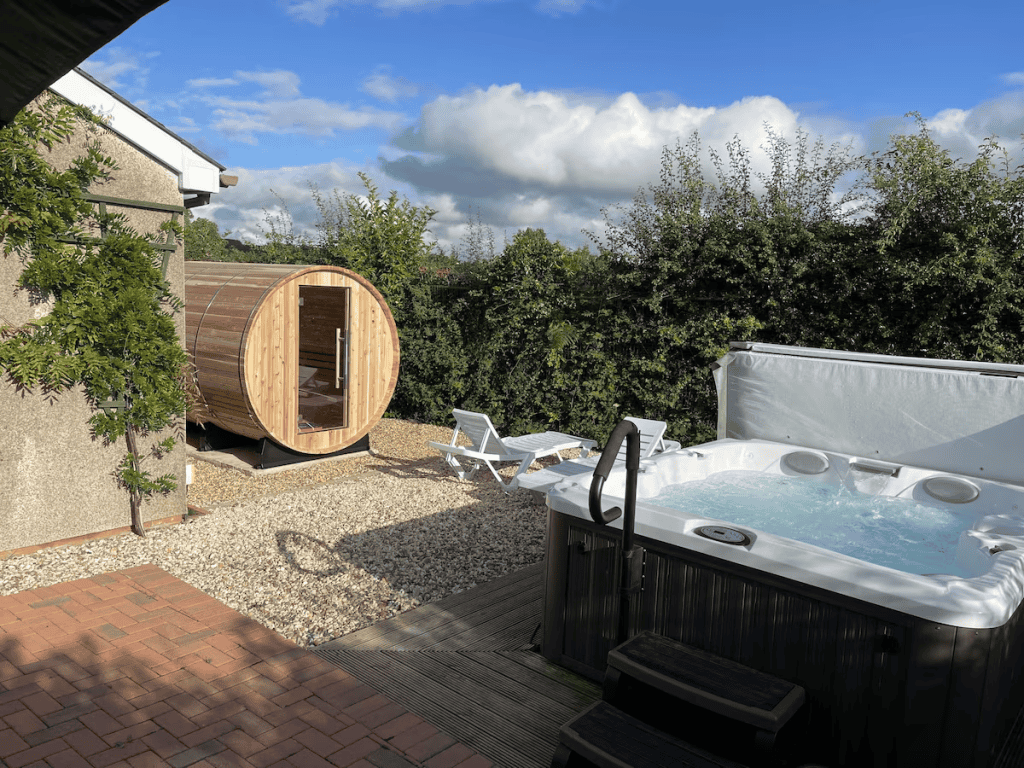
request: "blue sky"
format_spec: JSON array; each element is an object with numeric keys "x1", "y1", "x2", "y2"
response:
[{"x1": 83, "y1": 0, "x2": 1024, "y2": 252}]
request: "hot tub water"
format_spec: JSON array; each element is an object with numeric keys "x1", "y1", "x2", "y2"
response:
[{"x1": 654, "y1": 470, "x2": 976, "y2": 577}]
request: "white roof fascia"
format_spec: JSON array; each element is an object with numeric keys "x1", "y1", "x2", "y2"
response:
[{"x1": 49, "y1": 69, "x2": 222, "y2": 195}]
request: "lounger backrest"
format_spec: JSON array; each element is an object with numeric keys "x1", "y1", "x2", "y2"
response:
[
  {"x1": 451, "y1": 409, "x2": 518, "y2": 459},
  {"x1": 615, "y1": 417, "x2": 669, "y2": 463}
]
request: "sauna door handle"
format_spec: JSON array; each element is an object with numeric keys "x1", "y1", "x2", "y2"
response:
[{"x1": 335, "y1": 328, "x2": 342, "y2": 389}]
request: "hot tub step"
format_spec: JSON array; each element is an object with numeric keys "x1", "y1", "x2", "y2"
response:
[
  {"x1": 604, "y1": 631, "x2": 805, "y2": 743},
  {"x1": 552, "y1": 699, "x2": 750, "y2": 768}
]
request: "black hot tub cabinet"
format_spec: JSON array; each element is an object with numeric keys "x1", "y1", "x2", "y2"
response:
[
  {"x1": 541, "y1": 343, "x2": 1024, "y2": 768},
  {"x1": 542, "y1": 509, "x2": 1024, "y2": 768}
]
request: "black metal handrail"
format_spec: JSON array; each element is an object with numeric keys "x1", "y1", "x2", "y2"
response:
[{"x1": 588, "y1": 418, "x2": 642, "y2": 645}]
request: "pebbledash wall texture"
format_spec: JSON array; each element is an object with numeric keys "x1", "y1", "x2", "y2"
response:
[{"x1": 0, "y1": 69, "x2": 230, "y2": 551}]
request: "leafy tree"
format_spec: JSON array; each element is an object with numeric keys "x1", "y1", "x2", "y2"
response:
[
  {"x1": 864, "y1": 116, "x2": 1024, "y2": 361},
  {"x1": 587, "y1": 123, "x2": 1023, "y2": 442},
  {"x1": 390, "y1": 263, "x2": 472, "y2": 424},
  {"x1": 304, "y1": 173, "x2": 439, "y2": 301},
  {"x1": 256, "y1": 191, "x2": 310, "y2": 264},
  {"x1": 183, "y1": 211, "x2": 230, "y2": 261},
  {"x1": 592, "y1": 128, "x2": 869, "y2": 442},
  {"x1": 461, "y1": 228, "x2": 617, "y2": 437},
  {"x1": 451, "y1": 207, "x2": 496, "y2": 262},
  {"x1": 261, "y1": 173, "x2": 444, "y2": 310},
  {"x1": 0, "y1": 95, "x2": 113, "y2": 270},
  {"x1": 0, "y1": 94, "x2": 187, "y2": 536}
]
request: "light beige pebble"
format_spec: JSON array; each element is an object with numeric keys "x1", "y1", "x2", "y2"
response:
[{"x1": 0, "y1": 418, "x2": 569, "y2": 648}]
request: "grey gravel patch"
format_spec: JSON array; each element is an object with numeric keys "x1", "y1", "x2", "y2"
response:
[{"x1": 0, "y1": 464, "x2": 548, "y2": 648}]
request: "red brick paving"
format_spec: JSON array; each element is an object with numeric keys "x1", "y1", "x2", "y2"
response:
[{"x1": 0, "y1": 565, "x2": 492, "y2": 768}]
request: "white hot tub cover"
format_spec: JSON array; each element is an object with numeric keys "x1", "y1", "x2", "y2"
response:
[{"x1": 713, "y1": 343, "x2": 1024, "y2": 487}]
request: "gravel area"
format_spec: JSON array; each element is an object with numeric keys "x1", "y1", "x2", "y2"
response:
[{"x1": 0, "y1": 419, "x2": 575, "y2": 647}]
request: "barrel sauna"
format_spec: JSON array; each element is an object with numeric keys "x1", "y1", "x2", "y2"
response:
[{"x1": 185, "y1": 261, "x2": 399, "y2": 455}]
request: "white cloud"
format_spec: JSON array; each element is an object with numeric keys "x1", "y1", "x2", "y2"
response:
[
  {"x1": 535, "y1": 0, "x2": 593, "y2": 15},
  {"x1": 190, "y1": 69, "x2": 406, "y2": 144},
  {"x1": 201, "y1": 161, "x2": 371, "y2": 243},
  {"x1": 204, "y1": 83, "x2": 1024, "y2": 256},
  {"x1": 399, "y1": 84, "x2": 809, "y2": 195},
  {"x1": 235, "y1": 70, "x2": 302, "y2": 99},
  {"x1": 197, "y1": 161, "x2": 596, "y2": 256},
  {"x1": 285, "y1": 0, "x2": 352, "y2": 23},
  {"x1": 209, "y1": 97, "x2": 404, "y2": 144},
  {"x1": 187, "y1": 77, "x2": 241, "y2": 89},
  {"x1": 1001, "y1": 72, "x2": 1024, "y2": 86},
  {"x1": 168, "y1": 116, "x2": 200, "y2": 134},
  {"x1": 283, "y1": 0, "x2": 339, "y2": 25},
  {"x1": 920, "y1": 92, "x2": 1024, "y2": 164},
  {"x1": 927, "y1": 108, "x2": 971, "y2": 138},
  {"x1": 362, "y1": 67, "x2": 420, "y2": 103},
  {"x1": 80, "y1": 47, "x2": 160, "y2": 92},
  {"x1": 283, "y1": 0, "x2": 503, "y2": 24}
]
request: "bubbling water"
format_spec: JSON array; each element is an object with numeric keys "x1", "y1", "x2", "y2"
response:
[{"x1": 655, "y1": 471, "x2": 976, "y2": 577}]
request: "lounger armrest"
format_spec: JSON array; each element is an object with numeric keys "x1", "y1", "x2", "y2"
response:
[{"x1": 428, "y1": 442, "x2": 507, "y2": 463}]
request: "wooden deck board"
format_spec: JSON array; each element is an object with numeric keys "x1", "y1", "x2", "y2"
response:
[
  {"x1": 453, "y1": 598, "x2": 542, "y2": 652},
  {"x1": 491, "y1": 651, "x2": 600, "y2": 711},
  {"x1": 313, "y1": 561, "x2": 1024, "y2": 768},
  {"x1": 382, "y1": 651, "x2": 567, "y2": 764},
  {"x1": 399, "y1": 650, "x2": 581, "y2": 728},
  {"x1": 319, "y1": 592, "x2": 539, "y2": 651},
  {"x1": 321, "y1": 563, "x2": 544, "y2": 651},
  {"x1": 313, "y1": 562, "x2": 600, "y2": 768},
  {"x1": 316, "y1": 648, "x2": 548, "y2": 768}
]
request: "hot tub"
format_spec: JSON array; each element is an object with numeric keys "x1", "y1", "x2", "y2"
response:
[{"x1": 541, "y1": 344, "x2": 1024, "y2": 768}]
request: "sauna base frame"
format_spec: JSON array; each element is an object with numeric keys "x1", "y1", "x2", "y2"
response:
[{"x1": 194, "y1": 422, "x2": 370, "y2": 469}]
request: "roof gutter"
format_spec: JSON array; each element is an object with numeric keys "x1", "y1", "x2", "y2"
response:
[{"x1": 185, "y1": 175, "x2": 238, "y2": 209}]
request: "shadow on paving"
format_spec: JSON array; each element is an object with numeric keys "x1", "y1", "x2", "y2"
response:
[
  {"x1": 312, "y1": 563, "x2": 602, "y2": 768},
  {"x1": 0, "y1": 565, "x2": 491, "y2": 767}
]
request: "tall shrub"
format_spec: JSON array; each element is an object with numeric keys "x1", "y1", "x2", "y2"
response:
[
  {"x1": 457, "y1": 228, "x2": 616, "y2": 437},
  {"x1": 865, "y1": 118, "x2": 1024, "y2": 361},
  {"x1": 593, "y1": 129, "x2": 865, "y2": 442},
  {"x1": 306, "y1": 174, "x2": 440, "y2": 309}
]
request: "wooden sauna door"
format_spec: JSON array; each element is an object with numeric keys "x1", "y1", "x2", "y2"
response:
[{"x1": 297, "y1": 285, "x2": 350, "y2": 431}]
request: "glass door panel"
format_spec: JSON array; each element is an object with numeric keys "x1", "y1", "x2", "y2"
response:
[{"x1": 297, "y1": 285, "x2": 349, "y2": 431}]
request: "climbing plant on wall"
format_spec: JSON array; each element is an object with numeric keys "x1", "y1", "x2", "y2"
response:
[{"x1": 0, "y1": 93, "x2": 187, "y2": 537}]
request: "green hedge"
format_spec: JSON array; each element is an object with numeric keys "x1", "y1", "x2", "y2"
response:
[{"x1": 186, "y1": 122, "x2": 1024, "y2": 448}]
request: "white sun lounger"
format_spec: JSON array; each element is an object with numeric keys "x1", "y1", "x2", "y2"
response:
[
  {"x1": 516, "y1": 417, "x2": 681, "y2": 497},
  {"x1": 428, "y1": 409, "x2": 598, "y2": 493},
  {"x1": 615, "y1": 417, "x2": 682, "y2": 462}
]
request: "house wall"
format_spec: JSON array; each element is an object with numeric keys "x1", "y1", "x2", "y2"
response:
[{"x1": 0, "y1": 94, "x2": 187, "y2": 551}]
